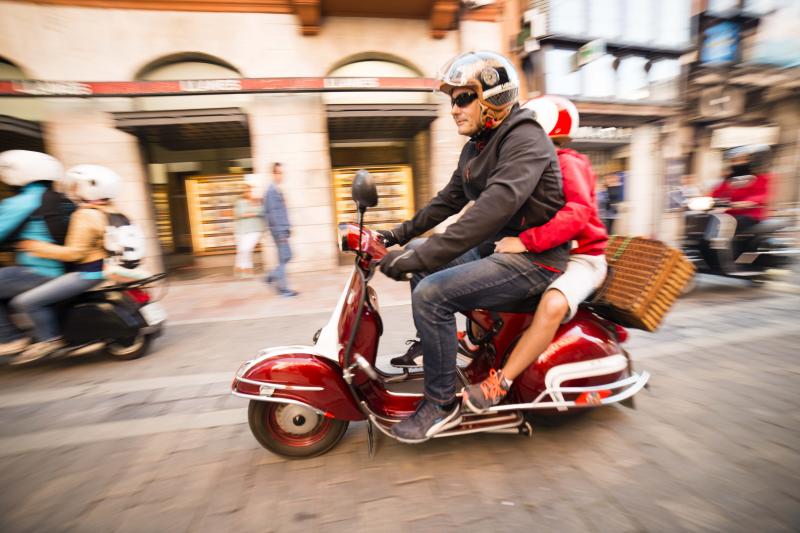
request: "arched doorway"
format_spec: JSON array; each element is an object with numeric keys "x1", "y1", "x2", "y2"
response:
[
  {"x1": 0, "y1": 57, "x2": 47, "y2": 205},
  {"x1": 114, "y1": 53, "x2": 254, "y2": 273},
  {"x1": 325, "y1": 56, "x2": 438, "y2": 252},
  {"x1": 0, "y1": 57, "x2": 46, "y2": 153}
]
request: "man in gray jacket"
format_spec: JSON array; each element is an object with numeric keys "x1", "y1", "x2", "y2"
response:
[
  {"x1": 378, "y1": 51, "x2": 568, "y2": 443},
  {"x1": 264, "y1": 162, "x2": 298, "y2": 297}
]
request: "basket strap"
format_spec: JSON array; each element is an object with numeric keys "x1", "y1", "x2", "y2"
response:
[{"x1": 609, "y1": 236, "x2": 634, "y2": 263}]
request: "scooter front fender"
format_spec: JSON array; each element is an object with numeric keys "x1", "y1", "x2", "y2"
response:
[{"x1": 232, "y1": 346, "x2": 364, "y2": 421}]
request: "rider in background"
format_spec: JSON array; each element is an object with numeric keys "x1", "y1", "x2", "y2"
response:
[
  {"x1": 707, "y1": 145, "x2": 771, "y2": 271},
  {"x1": 711, "y1": 145, "x2": 770, "y2": 233},
  {"x1": 462, "y1": 95, "x2": 609, "y2": 413},
  {"x1": 0, "y1": 150, "x2": 73, "y2": 357},
  {"x1": 11, "y1": 165, "x2": 126, "y2": 364}
]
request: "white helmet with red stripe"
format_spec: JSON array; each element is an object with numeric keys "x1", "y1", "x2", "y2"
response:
[{"x1": 522, "y1": 95, "x2": 579, "y2": 139}]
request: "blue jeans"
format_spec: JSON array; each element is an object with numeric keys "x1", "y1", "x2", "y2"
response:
[
  {"x1": 0, "y1": 267, "x2": 53, "y2": 342},
  {"x1": 11, "y1": 273, "x2": 102, "y2": 342},
  {"x1": 406, "y1": 239, "x2": 561, "y2": 405},
  {"x1": 268, "y1": 232, "x2": 293, "y2": 293}
]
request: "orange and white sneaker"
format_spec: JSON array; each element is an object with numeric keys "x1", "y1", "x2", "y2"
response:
[{"x1": 462, "y1": 369, "x2": 510, "y2": 414}]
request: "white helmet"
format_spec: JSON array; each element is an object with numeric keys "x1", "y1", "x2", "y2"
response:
[
  {"x1": 522, "y1": 95, "x2": 580, "y2": 139},
  {"x1": 67, "y1": 164, "x2": 122, "y2": 201},
  {"x1": 0, "y1": 150, "x2": 64, "y2": 187}
]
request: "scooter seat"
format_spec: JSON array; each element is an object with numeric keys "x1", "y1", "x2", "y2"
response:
[
  {"x1": 745, "y1": 218, "x2": 791, "y2": 235},
  {"x1": 483, "y1": 294, "x2": 543, "y2": 314}
]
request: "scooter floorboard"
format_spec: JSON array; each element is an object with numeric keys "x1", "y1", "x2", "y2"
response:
[{"x1": 369, "y1": 410, "x2": 526, "y2": 442}]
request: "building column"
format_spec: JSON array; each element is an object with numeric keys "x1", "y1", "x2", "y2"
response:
[
  {"x1": 43, "y1": 99, "x2": 163, "y2": 273},
  {"x1": 247, "y1": 94, "x2": 338, "y2": 273},
  {"x1": 626, "y1": 124, "x2": 662, "y2": 237}
]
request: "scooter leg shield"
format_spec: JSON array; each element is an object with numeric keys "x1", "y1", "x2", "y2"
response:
[{"x1": 233, "y1": 350, "x2": 364, "y2": 421}]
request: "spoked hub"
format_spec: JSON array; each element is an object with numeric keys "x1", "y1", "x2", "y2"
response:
[{"x1": 272, "y1": 404, "x2": 327, "y2": 443}]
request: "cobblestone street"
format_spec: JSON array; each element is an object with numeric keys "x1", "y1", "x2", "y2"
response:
[{"x1": 0, "y1": 280, "x2": 798, "y2": 532}]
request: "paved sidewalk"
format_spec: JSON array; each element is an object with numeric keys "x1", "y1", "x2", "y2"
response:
[
  {"x1": 160, "y1": 263, "x2": 800, "y2": 326},
  {"x1": 160, "y1": 266, "x2": 412, "y2": 325}
]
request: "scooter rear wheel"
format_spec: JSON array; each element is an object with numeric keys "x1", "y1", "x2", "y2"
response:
[
  {"x1": 106, "y1": 333, "x2": 151, "y2": 360},
  {"x1": 248, "y1": 401, "x2": 349, "y2": 459}
]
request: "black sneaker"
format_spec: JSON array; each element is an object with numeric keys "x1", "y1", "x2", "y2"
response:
[
  {"x1": 390, "y1": 399, "x2": 462, "y2": 443},
  {"x1": 390, "y1": 339, "x2": 423, "y2": 368}
]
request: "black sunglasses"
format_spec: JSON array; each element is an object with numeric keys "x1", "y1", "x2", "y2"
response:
[{"x1": 451, "y1": 92, "x2": 478, "y2": 108}]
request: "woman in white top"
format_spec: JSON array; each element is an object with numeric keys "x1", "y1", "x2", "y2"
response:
[{"x1": 233, "y1": 184, "x2": 265, "y2": 278}]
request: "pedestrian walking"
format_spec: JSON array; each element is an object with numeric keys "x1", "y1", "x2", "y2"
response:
[
  {"x1": 263, "y1": 163, "x2": 298, "y2": 297},
  {"x1": 233, "y1": 183, "x2": 264, "y2": 278}
]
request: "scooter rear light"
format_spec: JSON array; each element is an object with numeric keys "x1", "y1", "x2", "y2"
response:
[
  {"x1": 576, "y1": 390, "x2": 612, "y2": 406},
  {"x1": 613, "y1": 324, "x2": 628, "y2": 343},
  {"x1": 126, "y1": 288, "x2": 151, "y2": 305}
]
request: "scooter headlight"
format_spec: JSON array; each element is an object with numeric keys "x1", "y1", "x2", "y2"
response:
[
  {"x1": 338, "y1": 223, "x2": 351, "y2": 252},
  {"x1": 687, "y1": 196, "x2": 714, "y2": 212}
]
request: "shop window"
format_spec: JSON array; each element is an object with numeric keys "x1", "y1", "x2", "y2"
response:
[
  {"x1": 617, "y1": 56, "x2": 649, "y2": 100},
  {"x1": 588, "y1": 0, "x2": 621, "y2": 40},
  {"x1": 581, "y1": 54, "x2": 617, "y2": 98},
  {"x1": 623, "y1": 0, "x2": 655, "y2": 44},
  {"x1": 649, "y1": 59, "x2": 681, "y2": 101},
  {"x1": 549, "y1": 0, "x2": 587, "y2": 37},
  {"x1": 544, "y1": 48, "x2": 581, "y2": 96}
]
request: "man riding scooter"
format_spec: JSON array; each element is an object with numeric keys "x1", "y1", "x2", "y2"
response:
[
  {"x1": 377, "y1": 51, "x2": 568, "y2": 443},
  {"x1": 706, "y1": 145, "x2": 770, "y2": 273},
  {"x1": 0, "y1": 150, "x2": 74, "y2": 357}
]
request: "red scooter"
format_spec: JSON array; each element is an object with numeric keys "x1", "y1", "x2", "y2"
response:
[{"x1": 232, "y1": 171, "x2": 649, "y2": 458}]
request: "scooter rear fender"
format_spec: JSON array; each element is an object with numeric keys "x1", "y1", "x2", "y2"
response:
[{"x1": 232, "y1": 346, "x2": 364, "y2": 421}]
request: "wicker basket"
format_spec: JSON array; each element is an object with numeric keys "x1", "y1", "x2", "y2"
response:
[{"x1": 591, "y1": 236, "x2": 695, "y2": 332}]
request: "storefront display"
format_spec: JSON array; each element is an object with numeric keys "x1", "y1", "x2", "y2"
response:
[
  {"x1": 332, "y1": 165, "x2": 414, "y2": 230},
  {"x1": 151, "y1": 184, "x2": 174, "y2": 252},
  {"x1": 185, "y1": 175, "x2": 247, "y2": 255}
]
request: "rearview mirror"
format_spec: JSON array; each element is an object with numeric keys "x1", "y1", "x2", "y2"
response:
[{"x1": 351, "y1": 169, "x2": 378, "y2": 211}]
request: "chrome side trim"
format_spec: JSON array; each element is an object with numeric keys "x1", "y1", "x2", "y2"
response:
[
  {"x1": 231, "y1": 390, "x2": 327, "y2": 416},
  {"x1": 545, "y1": 354, "x2": 629, "y2": 411},
  {"x1": 235, "y1": 376, "x2": 324, "y2": 392},
  {"x1": 368, "y1": 412, "x2": 524, "y2": 440},
  {"x1": 433, "y1": 418, "x2": 523, "y2": 438},
  {"x1": 490, "y1": 370, "x2": 650, "y2": 412}
]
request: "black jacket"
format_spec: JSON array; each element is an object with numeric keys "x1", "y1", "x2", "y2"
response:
[{"x1": 393, "y1": 105, "x2": 568, "y2": 270}]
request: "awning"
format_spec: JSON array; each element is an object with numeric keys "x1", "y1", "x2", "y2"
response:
[
  {"x1": 0, "y1": 115, "x2": 44, "y2": 151},
  {"x1": 113, "y1": 108, "x2": 249, "y2": 150},
  {"x1": 327, "y1": 103, "x2": 439, "y2": 141}
]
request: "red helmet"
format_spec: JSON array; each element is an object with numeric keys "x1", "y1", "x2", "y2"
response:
[{"x1": 521, "y1": 95, "x2": 579, "y2": 139}]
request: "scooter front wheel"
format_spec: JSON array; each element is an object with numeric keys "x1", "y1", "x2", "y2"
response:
[{"x1": 248, "y1": 401, "x2": 349, "y2": 459}]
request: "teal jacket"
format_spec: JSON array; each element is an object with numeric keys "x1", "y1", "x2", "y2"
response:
[{"x1": 0, "y1": 183, "x2": 65, "y2": 278}]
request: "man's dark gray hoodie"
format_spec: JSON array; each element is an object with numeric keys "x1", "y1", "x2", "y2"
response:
[{"x1": 392, "y1": 105, "x2": 569, "y2": 271}]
